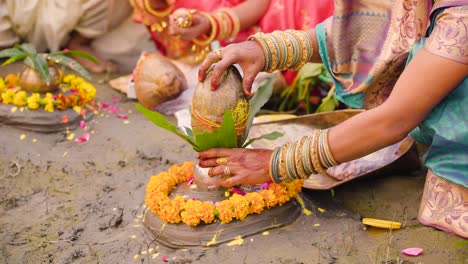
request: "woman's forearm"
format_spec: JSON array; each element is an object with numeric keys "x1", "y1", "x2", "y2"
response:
[
  {"x1": 328, "y1": 49, "x2": 468, "y2": 163},
  {"x1": 307, "y1": 29, "x2": 322, "y2": 63},
  {"x1": 231, "y1": 0, "x2": 271, "y2": 30}
]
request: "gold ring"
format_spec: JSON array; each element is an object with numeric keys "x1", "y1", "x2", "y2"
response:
[
  {"x1": 173, "y1": 9, "x2": 195, "y2": 28},
  {"x1": 223, "y1": 166, "x2": 231, "y2": 177},
  {"x1": 216, "y1": 157, "x2": 228, "y2": 165},
  {"x1": 213, "y1": 49, "x2": 222, "y2": 60}
]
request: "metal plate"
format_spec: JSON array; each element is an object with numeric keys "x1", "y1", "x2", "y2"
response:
[{"x1": 248, "y1": 110, "x2": 416, "y2": 190}]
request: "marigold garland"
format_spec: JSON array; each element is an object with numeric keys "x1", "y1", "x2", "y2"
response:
[
  {"x1": 145, "y1": 162, "x2": 304, "y2": 226},
  {"x1": 0, "y1": 74, "x2": 96, "y2": 112}
]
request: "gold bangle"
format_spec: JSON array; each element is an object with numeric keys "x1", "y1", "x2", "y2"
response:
[
  {"x1": 192, "y1": 12, "x2": 217, "y2": 47},
  {"x1": 278, "y1": 143, "x2": 290, "y2": 182},
  {"x1": 323, "y1": 130, "x2": 339, "y2": 167},
  {"x1": 144, "y1": 0, "x2": 173, "y2": 17},
  {"x1": 286, "y1": 30, "x2": 309, "y2": 71},
  {"x1": 263, "y1": 34, "x2": 279, "y2": 72},
  {"x1": 276, "y1": 31, "x2": 294, "y2": 71},
  {"x1": 311, "y1": 130, "x2": 329, "y2": 176},
  {"x1": 294, "y1": 137, "x2": 310, "y2": 179},
  {"x1": 218, "y1": 8, "x2": 240, "y2": 38}
]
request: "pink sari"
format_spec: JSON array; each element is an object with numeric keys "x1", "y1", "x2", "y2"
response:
[{"x1": 132, "y1": 0, "x2": 333, "y2": 63}]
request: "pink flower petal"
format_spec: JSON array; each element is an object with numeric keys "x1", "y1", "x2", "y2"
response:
[
  {"x1": 401, "y1": 248, "x2": 423, "y2": 256},
  {"x1": 259, "y1": 181, "x2": 272, "y2": 190},
  {"x1": 161, "y1": 256, "x2": 169, "y2": 262},
  {"x1": 186, "y1": 176, "x2": 194, "y2": 185},
  {"x1": 79, "y1": 120, "x2": 86, "y2": 129},
  {"x1": 116, "y1": 114, "x2": 128, "y2": 119},
  {"x1": 101, "y1": 102, "x2": 110, "y2": 109},
  {"x1": 231, "y1": 187, "x2": 246, "y2": 196},
  {"x1": 112, "y1": 96, "x2": 120, "y2": 103},
  {"x1": 108, "y1": 105, "x2": 117, "y2": 114},
  {"x1": 75, "y1": 133, "x2": 90, "y2": 143}
]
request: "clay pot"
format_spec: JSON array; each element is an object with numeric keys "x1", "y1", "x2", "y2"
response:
[
  {"x1": 191, "y1": 66, "x2": 250, "y2": 146},
  {"x1": 134, "y1": 54, "x2": 187, "y2": 109},
  {"x1": 19, "y1": 65, "x2": 62, "y2": 93}
]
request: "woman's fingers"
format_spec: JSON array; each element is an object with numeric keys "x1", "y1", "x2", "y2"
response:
[{"x1": 198, "y1": 148, "x2": 234, "y2": 160}]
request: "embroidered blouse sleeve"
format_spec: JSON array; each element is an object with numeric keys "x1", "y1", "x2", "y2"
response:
[{"x1": 424, "y1": 6, "x2": 468, "y2": 65}]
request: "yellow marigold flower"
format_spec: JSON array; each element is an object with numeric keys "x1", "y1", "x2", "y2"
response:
[
  {"x1": 26, "y1": 93, "x2": 41, "y2": 110},
  {"x1": 43, "y1": 93, "x2": 54, "y2": 112},
  {"x1": 62, "y1": 74, "x2": 76, "y2": 84},
  {"x1": 70, "y1": 76, "x2": 85, "y2": 88},
  {"x1": 245, "y1": 192, "x2": 265, "y2": 214},
  {"x1": 217, "y1": 199, "x2": 235, "y2": 224},
  {"x1": 1, "y1": 89, "x2": 16, "y2": 104},
  {"x1": 0, "y1": 78, "x2": 5, "y2": 92},
  {"x1": 12, "y1": 90, "x2": 27, "y2": 106},
  {"x1": 229, "y1": 194, "x2": 250, "y2": 220},
  {"x1": 259, "y1": 189, "x2": 278, "y2": 208}
]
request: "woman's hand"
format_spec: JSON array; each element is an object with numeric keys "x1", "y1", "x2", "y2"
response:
[
  {"x1": 168, "y1": 12, "x2": 211, "y2": 41},
  {"x1": 198, "y1": 41, "x2": 265, "y2": 95},
  {"x1": 198, "y1": 148, "x2": 273, "y2": 187}
]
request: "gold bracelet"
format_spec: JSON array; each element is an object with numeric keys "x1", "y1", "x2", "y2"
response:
[
  {"x1": 143, "y1": 0, "x2": 173, "y2": 17},
  {"x1": 311, "y1": 130, "x2": 329, "y2": 176},
  {"x1": 192, "y1": 12, "x2": 217, "y2": 47},
  {"x1": 294, "y1": 137, "x2": 310, "y2": 179},
  {"x1": 248, "y1": 33, "x2": 271, "y2": 72},
  {"x1": 218, "y1": 8, "x2": 240, "y2": 38},
  {"x1": 323, "y1": 129, "x2": 339, "y2": 167},
  {"x1": 278, "y1": 143, "x2": 290, "y2": 182},
  {"x1": 264, "y1": 34, "x2": 280, "y2": 72},
  {"x1": 286, "y1": 30, "x2": 309, "y2": 71},
  {"x1": 276, "y1": 31, "x2": 294, "y2": 71},
  {"x1": 302, "y1": 136, "x2": 317, "y2": 175}
]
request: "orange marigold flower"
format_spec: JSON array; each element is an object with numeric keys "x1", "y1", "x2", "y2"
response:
[
  {"x1": 181, "y1": 199, "x2": 202, "y2": 226},
  {"x1": 200, "y1": 202, "x2": 215, "y2": 224},
  {"x1": 5, "y1": 73, "x2": 18, "y2": 87},
  {"x1": 269, "y1": 183, "x2": 290, "y2": 206},
  {"x1": 245, "y1": 192, "x2": 265, "y2": 214},
  {"x1": 217, "y1": 199, "x2": 235, "y2": 224},
  {"x1": 259, "y1": 189, "x2": 278, "y2": 208},
  {"x1": 229, "y1": 194, "x2": 250, "y2": 220}
]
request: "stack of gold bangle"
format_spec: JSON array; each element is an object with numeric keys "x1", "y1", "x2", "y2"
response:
[
  {"x1": 269, "y1": 129, "x2": 338, "y2": 183},
  {"x1": 247, "y1": 30, "x2": 313, "y2": 72},
  {"x1": 130, "y1": 0, "x2": 173, "y2": 32}
]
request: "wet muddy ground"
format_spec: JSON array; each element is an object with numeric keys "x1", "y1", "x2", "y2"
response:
[{"x1": 0, "y1": 72, "x2": 466, "y2": 264}]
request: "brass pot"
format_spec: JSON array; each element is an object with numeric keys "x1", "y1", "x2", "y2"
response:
[{"x1": 19, "y1": 65, "x2": 62, "y2": 93}]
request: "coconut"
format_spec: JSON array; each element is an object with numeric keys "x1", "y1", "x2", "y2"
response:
[
  {"x1": 191, "y1": 66, "x2": 250, "y2": 147},
  {"x1": 19, "y1": 65, "x2": 62, "y2": 93},
  {"x1": 134, "y1": 53, "x2": 187, "y2": 109}
]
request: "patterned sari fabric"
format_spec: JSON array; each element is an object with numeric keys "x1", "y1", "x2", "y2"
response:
[
  {"x1": 316, "y1": 0, "x2": 467, "y2": 237},
  {"x1": 132, "y1": 0, "x2": 333, "y2": 63}
]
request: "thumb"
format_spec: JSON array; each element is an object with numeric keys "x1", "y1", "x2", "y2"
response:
[{"x1": 242, "y1": 74, "x2": 255, "y2": 97}]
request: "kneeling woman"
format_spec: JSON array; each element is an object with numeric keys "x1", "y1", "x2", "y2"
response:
[{"x1": 198, "y1": 1, "x2": 468, "y2": 238}]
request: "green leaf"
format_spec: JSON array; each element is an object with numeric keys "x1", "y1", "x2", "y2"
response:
[
  {"x1": 51, "y1": 50, "x2": 98, "y2": 64},
  {"x1": 0, "y1": 48, "x2": 26, "y2": 59},
  {"x1": 32, "y1": 54, "x2": 51, "y2": 85},
  {"x1": 296, "y1": 63, "x2": 324, "y2": 80},
  {"x1": 195, "y1": 111, "x2": 238, "y2": 151},
  {"x1": 2, "y1": 53, "x2": 28, "y2": 66},
  {"x1": 217, "y1": 111, "x2": 237, "y2": 148},
  {"x1": 316, "y1": 86, "x2": 338, "y2": 113},
  {"x1": 19, "y1": 43, "x2": 37, "y2": 55},
  {"x1": 134, "y1": 103, "x2": 200, "y2": 151},
  {"x1": 47, "y1": 54, "x2": 91, "y2": 80},
  {"x1": 245, "y1": 76, "x2": 275, "y2": 139},
  {"x1": 242, "y1": 131, "x2": 284, "y2": 148},
  {"x1": 24, "y1": 57, "x2": 34, "y2": 69}
]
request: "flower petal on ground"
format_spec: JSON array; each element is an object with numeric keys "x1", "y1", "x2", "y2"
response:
[
  {"x1": 401, "y1": 248, "x2": 423, "y2": 256},
  {"x1": 75, "y1": 133, "x2": 90, "y2": 143}
]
